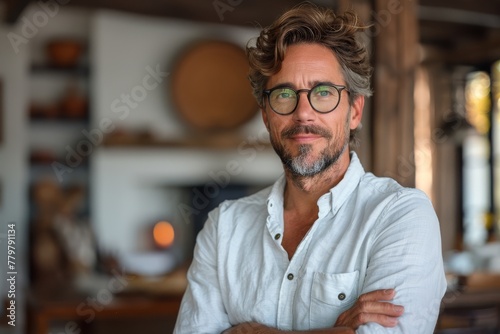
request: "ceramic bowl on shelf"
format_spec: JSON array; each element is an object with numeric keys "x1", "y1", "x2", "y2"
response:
[
  {"x1": 60, "y1": 87, "x2": 88, "y2": 119},
  {"x1": 46, "y1": 39, "x2": 84, "y2": 67}
]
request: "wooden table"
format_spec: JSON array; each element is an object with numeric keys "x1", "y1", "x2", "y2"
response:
[
  {"x1": 436, "y1": 273, "x2": 500, "y2": 332},
  {"x1": 27, "y1": 279, "x2": 184, "y2": 334}
]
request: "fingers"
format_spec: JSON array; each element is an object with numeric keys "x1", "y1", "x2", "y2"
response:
[
  {"x1": 355, "y1": 300, "x2": 404, "y2": 317},
  {"x1": 345, "y1": 300, "x2": 404, "y2": 328},
  {"x1": 358, "y1": 289, "x2": 396, "y2": 302}
]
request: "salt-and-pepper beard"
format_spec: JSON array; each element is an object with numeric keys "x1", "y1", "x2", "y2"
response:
[{"x1": 270, "y1": 112, "x2": 351, "y2": 178}]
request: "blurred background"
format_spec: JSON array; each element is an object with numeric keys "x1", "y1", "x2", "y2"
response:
[{"x1": 0, "y1": 0, "x2": 499, "y2": 333}]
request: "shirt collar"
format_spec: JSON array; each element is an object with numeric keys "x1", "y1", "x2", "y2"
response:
[
  {"x1": 328, "y1": 151, "x2": 365, "y2": 215},
  {"x1": 266, "y1": 151, "x2": 365, "y2": 216}
]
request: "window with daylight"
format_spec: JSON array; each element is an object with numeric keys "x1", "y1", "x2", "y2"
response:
[{"x1": 461, "y1": 61, "x2": 500, "y2": 247}]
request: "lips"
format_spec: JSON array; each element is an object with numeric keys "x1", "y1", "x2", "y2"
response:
[{"x1": 289, "y1": 134, "x2": 322, "y2": 142}]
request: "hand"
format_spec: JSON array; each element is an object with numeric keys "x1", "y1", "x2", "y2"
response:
[{"x1": 334, "y1": 289, "x2": 404, "y2": 329}]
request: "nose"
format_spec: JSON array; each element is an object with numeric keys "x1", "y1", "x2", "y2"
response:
[{"x1": 292, "y1": 91, "x2": 316, "y2": 123}]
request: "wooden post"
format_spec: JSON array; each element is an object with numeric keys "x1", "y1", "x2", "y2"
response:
[
  {"x1": 335, "y1": 0, "x2": 374, "y2": 170},
  {"x1": 371, "y1": 0, "x2": 419, "y2": 187}
]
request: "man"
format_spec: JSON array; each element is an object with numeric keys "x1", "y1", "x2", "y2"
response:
[{"x1": 174, "y1": 3, "x2": 446, "y2": 333}]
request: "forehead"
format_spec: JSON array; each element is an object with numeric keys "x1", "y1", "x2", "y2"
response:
[{"x1": 267, "y1": 43, "x2": 344, "y2": 88}]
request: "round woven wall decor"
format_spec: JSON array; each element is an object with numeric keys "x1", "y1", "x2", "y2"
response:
[{"x1": 171, "y1": 40, "x2": 258, "y2": 132}]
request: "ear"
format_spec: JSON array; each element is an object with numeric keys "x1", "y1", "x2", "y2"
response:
[
  {"x1": 349, "y1": 95, "x2": 364, "y2": 130},
  {"x1": 261, "y1": 108, "x2": 270, "y2": 132}
]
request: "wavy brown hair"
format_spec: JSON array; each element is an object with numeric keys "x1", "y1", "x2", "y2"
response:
[{"x1": 246, "y1": 2, "x2": 372, "y2": 145}]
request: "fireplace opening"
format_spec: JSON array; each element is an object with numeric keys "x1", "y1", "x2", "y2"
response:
[{"x1": 185, "y1": 183, "x2": 268, "y2": 238}]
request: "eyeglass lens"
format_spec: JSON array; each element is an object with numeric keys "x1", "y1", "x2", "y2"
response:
[{"x1": 268, "y1": 85, "x2": 341, "y2": 114}]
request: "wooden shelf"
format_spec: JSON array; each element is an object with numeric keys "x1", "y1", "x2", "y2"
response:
[
  {"x1": 29, "y1": 116, "x2": 89, "y2": 124},
  {"x1": 30, "y1": 64, "x2": 90, "y2": 76},
  {"x1": 101, "y1": 134, "x2": 272, "y2": 150}
]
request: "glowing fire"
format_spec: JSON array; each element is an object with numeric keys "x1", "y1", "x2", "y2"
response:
[{"x1": 153, "y1": 221, "x2": 175, "y2": 248}]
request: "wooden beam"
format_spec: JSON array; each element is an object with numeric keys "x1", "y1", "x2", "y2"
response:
[
  {"x1": 421, "y1": 32, "x2": 500, "y2": 65},
  {"x1": 420, "y1": 20, "x2": 488, "y2": 48},
  {"x1": 371, "y1": 0, "x2": 419, "y2": 187},
  {"x1": 445, "y1": 33, "x2": 500, "y2": 65},
  {"x1": 419, "y1": 0, "x2": 500, "y2": 17},
  {"x1": 63, "y1": 0, "x2": 306, "y2": 27}
]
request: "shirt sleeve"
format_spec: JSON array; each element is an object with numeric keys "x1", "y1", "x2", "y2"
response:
[
  {"x1": 173, "y1": 208, "x2": 231, "y2": 334},
  {"x1": 356, "y1": 189, "x2": 447, "y2": 334}
]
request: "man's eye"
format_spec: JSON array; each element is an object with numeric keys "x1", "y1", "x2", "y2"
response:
[
  {"x1": 274, "y1": 89, "x2": 295, "y2": 99},
  {"x1": 314, "y1": 87, "x2": 333, "y2": 97}
]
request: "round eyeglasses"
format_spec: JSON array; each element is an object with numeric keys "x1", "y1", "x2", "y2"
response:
[{"x1": 263, "y1": 83, "x2": 349, "y2": 115}]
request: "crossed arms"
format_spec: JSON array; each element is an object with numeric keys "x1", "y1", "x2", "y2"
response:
[{"x1": 223, "y1": 289, "x2": 404, "y2": 334}]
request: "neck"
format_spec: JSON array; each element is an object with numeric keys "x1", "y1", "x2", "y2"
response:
[{"x1": 283, "y1": 151, "x2": 351, "y2": 213}]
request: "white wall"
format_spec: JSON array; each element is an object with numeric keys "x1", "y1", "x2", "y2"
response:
[
  {"x1": 90, "y1": 11, "x2": 282, "y2": 260},
  {"x1": 0, "y1": 12, "x2": 30, "y2": 334}
]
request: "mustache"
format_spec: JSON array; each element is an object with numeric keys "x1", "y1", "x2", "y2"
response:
[{"x1": 281, "y1": 125, "x2": 332, "y2": 139}]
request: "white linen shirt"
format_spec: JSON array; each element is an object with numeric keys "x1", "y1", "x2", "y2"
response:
[{"x1": 174, "y1": 152, "x2": 447, "y2": 334}]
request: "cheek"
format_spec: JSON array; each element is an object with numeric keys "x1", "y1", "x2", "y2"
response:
[
  {"x1": 266, "y1": 114, "x2": 286, "y2": 135},
  {"x1": 264, "y1": 110, "x2": 280, "y2": 131},
  {"x1": 269, "y1": 125, "x2": 283, "y2": 141},
  {"x1": 323, "y1": 116, "x2": 346, "y2": 133}
]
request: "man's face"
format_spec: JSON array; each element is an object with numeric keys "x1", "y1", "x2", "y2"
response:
[{"x1": 262, "y1": 43, "x2": 364, "y2": 177}]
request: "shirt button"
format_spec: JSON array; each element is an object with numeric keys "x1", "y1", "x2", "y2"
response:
[
  {"x1": 338, "y1": 293, "x2": 346, "y2": 301},
  {"x1": 274, "y1": 233, "x2": 281, "y2": 240},
  {"x1": 287, "y1": 273, "x2": 294, "y2": 280}
]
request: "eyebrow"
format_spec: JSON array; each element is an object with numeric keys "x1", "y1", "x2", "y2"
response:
[{"x1": 266, "y1": 80, "x2": 337, "y2": 91}]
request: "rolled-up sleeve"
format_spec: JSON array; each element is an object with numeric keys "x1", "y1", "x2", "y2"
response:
[{"x1": 356, "y1": 189, "x2": 447, "y2": 334}]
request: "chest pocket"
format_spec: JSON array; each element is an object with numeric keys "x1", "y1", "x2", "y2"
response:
[{"x1": 309, "y1": 271, "x2": 359, "y2": 329}]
